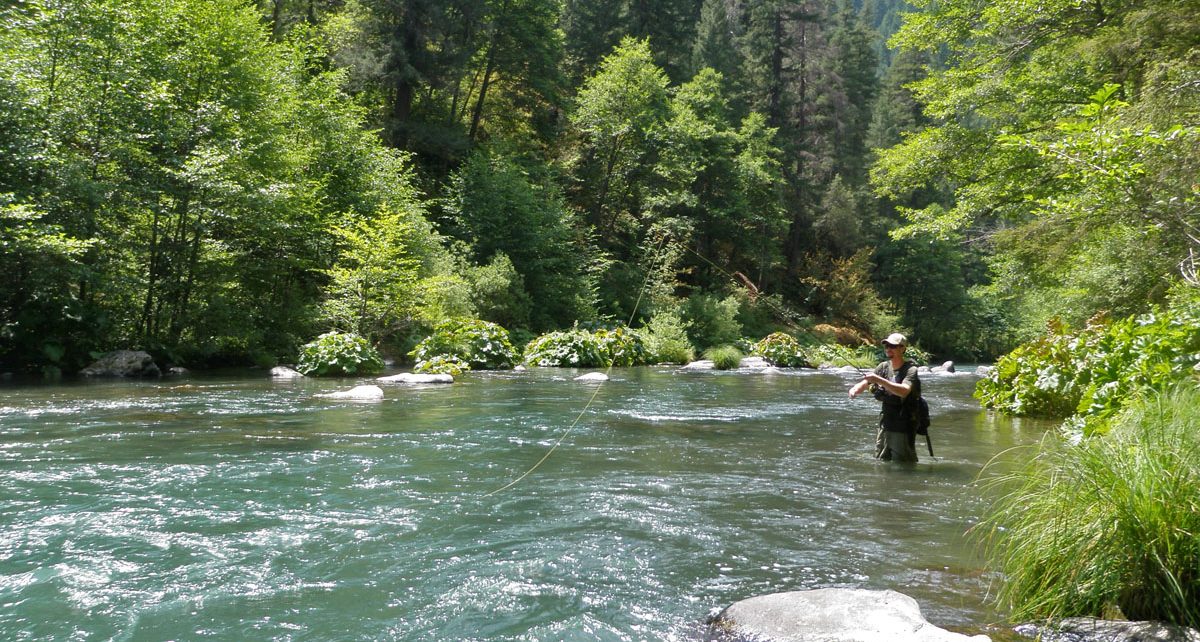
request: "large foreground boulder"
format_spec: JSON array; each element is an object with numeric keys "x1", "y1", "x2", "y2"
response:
[
  {"x1": 1014, "y1": 618, "x2": 1200, "y2": 642},
  {"x1": 705, "y1": 589, "x2": 990, "y2": 642},
  {"x1": 79, "y1": 350, "x2": 160, "y2": 377}
]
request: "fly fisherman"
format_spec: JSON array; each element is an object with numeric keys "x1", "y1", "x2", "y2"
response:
[{"x1": 848, "y1": 333, "x2": 921, "y2": 463}]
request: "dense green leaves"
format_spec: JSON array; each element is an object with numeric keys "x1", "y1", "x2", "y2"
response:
[
  {"x1": 522, "y1": 324, "x2": 646, "y2": 368},
  {"x1": 296, "y1": 331, "x2": 385, "y2": 375},
  {"x1": 442, "y1": 148, "x2": 598, "y2": 331},
  {"x1": 752, "y1": 332, "x2": 809, "y2": 368},
  {"x1": 874, "y1": 0, "x2": 1200, "y2": 342},
  {"x1": 409, "y1": 318, "x2": 517, "y2": 371},
  {"x1": 1, "y1": 0, "x2": 1194, "y2": 374},
  {"x1": 975, "y1": 293, "x2": 1200, "y2": 436}
]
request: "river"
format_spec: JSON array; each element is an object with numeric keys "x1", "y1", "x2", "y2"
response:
[{"x1": 0, "y1": 366, "x2": 1048, "y2": 641}]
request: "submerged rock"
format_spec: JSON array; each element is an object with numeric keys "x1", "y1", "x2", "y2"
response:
[
  {"x1": 738, "y1": 356, "x2": 771, "y2": 369},
  {"x1": 930, "y1": 361, "x2": 957, "y2": 374},
  {"x1": 683, "y1": 360, "x2": 715, "y2": 370},
  {"x1": 575, "y1": 372, "x2": 608, "y2": 382},
  {"x1": 1014, "y1": 618, "x2": 1200, "y2": 642},
  {"x1": 377, "y1": 373, "x2": 454, "y2": 384},
  {"x1": 705, "y1": 589, "x2": 990, "y2": 642},
  {"x1": 314, "y1": 385, "x2": 384, "y2": 400},
  {"x1": 79, "y1": 350, "x2": 160, "y2": 378}
]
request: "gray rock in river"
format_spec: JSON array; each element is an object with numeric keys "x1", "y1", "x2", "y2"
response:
[
  {"x1": 314, "y1": 385, "x2": 384, "y2": 400},
  {"x1": 930, "y1": 361, "x2": 956, "y2": 374},
  {"x1": 79, "y1": 350, "x2": 161, "y2": 377},
  {"x1": 738, "y1": 356, "x2": 771, "y2": 369},
  {"x1": 271, "y1": 366, "x2": 304, "y2": 378},
  {"x1": 1014, "y1": 618, "x2": 1200, "y2": 642},
  {"x1": 682, "y1": 360, "x2": 715, "y2": 370},
  {"x1": 705, "y1": 588, "x2": 990, "y2": 642},
  {"x1": 377, "y1": 372, "x2": 454, "y2": 384}
]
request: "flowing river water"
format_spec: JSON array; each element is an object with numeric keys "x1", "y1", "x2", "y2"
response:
[{"x1": 0, "y1": 366, "x2": 1050, "y2": 641}]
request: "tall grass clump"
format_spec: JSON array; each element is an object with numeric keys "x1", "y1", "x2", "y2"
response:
[
  {"x1": 704, "y1": 345, "x2": 744, "y2": 370},
  {"x1": 978, "y1": 384, "x2": 1200, "y2": 627}
]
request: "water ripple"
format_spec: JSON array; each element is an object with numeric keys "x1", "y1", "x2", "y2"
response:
[{"x1": 0, "y1": 368, "x2": 1048, "y2": 641}]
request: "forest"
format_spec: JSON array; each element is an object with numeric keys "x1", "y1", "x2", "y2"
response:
[{"x1": 1, "y1": 0, "x2": 1197, "y2": 375}]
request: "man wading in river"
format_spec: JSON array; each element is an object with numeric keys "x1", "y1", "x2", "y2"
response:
[{"x1": 848, "y1": 333, "x2": 921, "y2": 463}]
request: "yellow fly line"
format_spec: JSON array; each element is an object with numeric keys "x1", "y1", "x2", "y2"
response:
[
  {"x1": 483, "y1": 232, "x2": 670, "y2": 497},
  {"x1": 483, "y1": 230, "x2": 808, "y2": 496}
]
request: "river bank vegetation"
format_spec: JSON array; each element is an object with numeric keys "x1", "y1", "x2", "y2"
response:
[
  {"x1": 2, "y1": 0, "x2": 1195, "y2": 378},
  {"x1": 979, "y1": 384, "x2": 1200, "y2": 628}
]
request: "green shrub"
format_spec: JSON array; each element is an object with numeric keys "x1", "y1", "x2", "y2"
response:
[
  {"x1": 523, "y1": 324, "x2": 646, "y2": 367},
  {"x1": 412, "y1": 354, "x2": 468, "y2": 376},
  {"x1": 978, "y1": 385, "x2": 1200, "y2": 627},
  {"x1": 704, "y1": 345, "x2": 744, "y2": 370},
  {"x1": 523, "y1": 329, "x2": 604, "y2": 367},
  {"x1": 467, "y1": 252, "x2": 532, "y2": 331},
  {"x1": 409, "y1": 318, "x2": 517, "y2": 371},
  {"x1": 593, "y1": 325, "x2": 647, "y2": 367},
  {"x1": 639, "y1": 309, "x2": 695, "y2": 364},
  {"x1": 684, "y1": 293, "x2": 743, "y2": 349},
  {"x1": 296, "y1": 331, "x2": 384, "y2": 376},
  {"x1": 751, "y1": 332, "x2": 810, "y2": 367},
  {"x1": 736, "y1": 293, "x2": 803, "y2": 340},
  {"x1": 975, "y1": 297, "x2": 1200, "y2": 435}
]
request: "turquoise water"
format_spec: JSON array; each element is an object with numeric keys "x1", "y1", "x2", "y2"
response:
[{"x1": 0, "y1": 366, "x2": 1045, "y2": 641}]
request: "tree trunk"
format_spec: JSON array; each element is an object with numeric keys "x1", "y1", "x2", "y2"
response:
[{"x1": 468, "y1": 37, "x2": 497, "y2": 140}]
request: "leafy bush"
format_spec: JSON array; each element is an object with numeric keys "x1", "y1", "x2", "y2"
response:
[
  {"x1": 975, "y1": 296, "x2": 1200, "y2": 435},
  {"x1": 978, "y1": 385, "x2": 1200, "y2": 627},
  {"x1": 523, "y1": 329, "x2": 604, "y2": 367},
  {"x1": 684, "y1": 293, "x2": 743, "y2": 349},
  {"x1": 593, "y1": 325, "x2": 647, "y2": 367},
  {"x1": 704, "y1": 345, "x2": 744, "y2": 370},
  {"x1": 639, "y1": 309, "x2": 695, "y2": 364},
  {"x1": 751, "y1": 332, "x2": 810, "y2": 367},
  {"x1": 296, "y1": 331, "x2": 384, "y2": 376},
  {"x1": 412, "y1": 354, "x2": 468, "y2": 376},
  {"x1": 523, "y1": 324, "x2": 646, "y2": 367},
  {"x1": 466, "y1": 252, "x2": 532, "y2": 331},
  {"x1": 409, "y1": 318, "x2": 517, "y2": 371}
]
